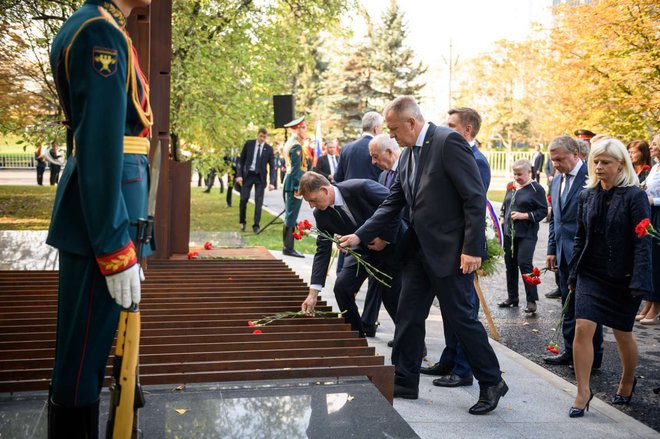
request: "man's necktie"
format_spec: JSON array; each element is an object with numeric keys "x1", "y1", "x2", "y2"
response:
[
  {"x1": 385, "y1": 169, "x2": 395, "y2": 189},
  {"x1": 561, "y1": 173, "x2": 572, "y2": 207},
  {"x1": 408, "y1": 146, "x2": 420, "y2": 191},
  {"x1": 255, "y1": 144, "x2": 262, "y2": 174}
]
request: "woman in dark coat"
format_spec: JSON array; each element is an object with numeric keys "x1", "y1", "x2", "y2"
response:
[
  {"x1": 498, "y1": 158, "x2": 548, "y2": 314},
  {"x1": 567, "y1": 138, "x2": 652, "y2": 417}
]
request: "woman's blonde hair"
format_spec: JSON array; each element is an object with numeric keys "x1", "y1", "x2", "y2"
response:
[{"x1": 585, "y1": 138, "x2": 639, "y2": 188}]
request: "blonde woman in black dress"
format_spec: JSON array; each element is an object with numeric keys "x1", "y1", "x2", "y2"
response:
[{"x1": 567, "y1": 138, "x2": 652, "y2": 417}]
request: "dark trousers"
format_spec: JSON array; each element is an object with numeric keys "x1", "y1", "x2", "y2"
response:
[
  {"x1": 205, "y1": 169, "x2": 224, "y2": 193},
  {"x1": 50, "y1": 165, "x2": 61, "y2": 185},
  {"x1": 503, "y1": 234, "x2": 539, "y2": 303},
  {"x1": 51, "y1": 251, "x2": 120, "y2": 406},
  {"x1": 438, "y1": 284, "x2": 479, "y2": 378},
  {"x1": 239, "y1": 172, "x2": 266, "y2": 227},
  {"x1": 36, "y1": 164, "x2": 46, "y2": 185},
  {"x1": 284, "y1": 190, "x2": 302, "y2": 228},
  {"x1": 226, "y1": 179, "x2": 237, "y2": 207},
  {"x1": 558, "y1": 256, "x2": 603, "y2": 354},
  {"x1": 334, "y1": 255, "x2": 400, "y2": 336},
  {"x1": 393, "y1": 253, "x2": 501, "y2": 389},
  {"x1": 360, "y1": 260, "x2": 401, "y2": 327}
]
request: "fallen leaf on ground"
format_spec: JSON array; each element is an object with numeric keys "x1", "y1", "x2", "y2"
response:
[{"x1": 175, "y1": 409, "x2": 188, "y2": 414}]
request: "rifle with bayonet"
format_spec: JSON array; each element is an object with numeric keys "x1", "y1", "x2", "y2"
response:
[{"x1": 106, "y1": 141, "x2": 161, "y2": 439}]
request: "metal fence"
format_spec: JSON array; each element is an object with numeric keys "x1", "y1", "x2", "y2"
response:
[
  {"x1": 0, "y1": 151, "x2": 535, "y2": 175},
  {"x1": 0, "y1": 154, "x2": 36, "y2": 169},
  {"x1": 483, "y1": 151, "x2": 536, "y2": 176}
]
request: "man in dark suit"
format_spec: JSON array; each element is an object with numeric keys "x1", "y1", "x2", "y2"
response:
[
  {"x1": 333, "y1": 111, "x2": 383, "y2": 182},
  {"x1": 313, "y1": 140, "x2": 339, "y2": 182},
  {"x1": 532, "y1": 144, "x2": 545, "y2": 182},
  {"x1": 421, "y1": 107, "x2": 491, "y2": 389},
  {"x1": 544, "y1": 135, "x2": 603, "y2": 368},
  {"x1": 362, "y1": 134, "x2": 403, "y2": 333},
  {"x1": 236, "y1": 128, "x2": 276, "y2": 233},
  {"x1": 299, "y1": 172, "x2": 403, "y2": 338},
  {"x1": 339, "y1": 96, "x2": 506, "y2": 414}
]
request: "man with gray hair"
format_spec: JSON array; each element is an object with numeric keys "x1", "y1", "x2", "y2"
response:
[
  {"x1": 544, "y1": 135, "x2": 604, "y2": 369},
  {"x1": 339, "y1": 96, "x2": 507, "y2": 414},
  {"x1": 333, "y1": 111, "x2": 384, "y2": 309},
  {"x1": 334, "y1": 111, "x2": 384, "y2": 183},
  {"x1": 361, "y1": 134, "x2": 403, "y2": 334}
]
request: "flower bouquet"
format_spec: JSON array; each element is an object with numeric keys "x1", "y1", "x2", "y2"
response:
[
  {"x1": 293, "y1": 219, "x2": 393, "y2": 287},
  {"x1": 635, "y1": 218, "x2": 660, "y2": 240},
  {"x1": 248, "y1": 309, "x2": 346, "y2": 329}
]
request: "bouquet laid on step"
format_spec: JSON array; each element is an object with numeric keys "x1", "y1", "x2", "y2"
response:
[
  {"x1": 293, "y1": 219, "x2": 393, "y2": 287},
  {"x1": 248, "y1": 310, "x2": 346, "y2": 330}
]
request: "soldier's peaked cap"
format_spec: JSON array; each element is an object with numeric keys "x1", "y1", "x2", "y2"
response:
[
  {"x1": 284, "y1": 116, "x2": 306, "y2": 128},
  {"x1": 574, "y1": 129, "x2": 596, "y2": 139}
]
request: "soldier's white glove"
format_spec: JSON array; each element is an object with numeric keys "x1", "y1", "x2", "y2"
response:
[{"x1": 105, "y1": 264, "x2": 142, "y2": 308}]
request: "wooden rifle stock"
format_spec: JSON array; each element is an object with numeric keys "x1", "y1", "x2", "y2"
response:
[{"x1": 106, "y1": 307, "x2": 144, "y2": 438}]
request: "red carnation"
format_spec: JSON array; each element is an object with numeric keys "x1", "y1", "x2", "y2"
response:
[
  {"x1": 507, "y1": 182, "x2": 516, "y2": 192},
  {"x1": 641, "y1": 164, "x2": 651, "y2": 171},
  {"x1": 302, "y1": 219, "x2": 312, "y2": 230},
  {"x1": 547, "y1": 194, "x2": 552, "y2": 203},
  {"x1": 252, "y1": 329, "x2": 263, "y2": 334},
  {"x1": 635, "y1": 218, "x2": 650, "y2": 237},
  {"x1": 532, "y1": 267, "x2": 541, "y2": 276},
  {"x1": 292, "y1": 231, "x2": 303, "y2": 240},
  {"x1": 248, "y1": 321, "x2": 254, "y2": 327},
  {"x1": 187, "y1": 251, "x2": 199, "y2": 260},
  {"x1": 204, "y1": 241, "x2": 213, "y2": 250}
]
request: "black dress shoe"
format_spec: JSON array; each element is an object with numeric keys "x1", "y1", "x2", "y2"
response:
[
  {"x1": 420, "y1": 362, "x2": 453, "y2": 376},
  {"x1": 612, "y1": 377, "x2": 637, "y2": 405},
  {"x1": 253, "y1": 225, "x2": 261, "y2": 234},
  {"x1": 545, "y1": 288, "x2": 561, "y2": 299},
  {"x1": 498, "y1": 298, "x2": 519, "y2": 307},
  {"x1": 362, "y1": 323, "x2": 378, "y2": 337},
  {"x1": 523, "y1": 301, "x2": 537, "y2": 314},
  {"x1": 240, "y1": 223, "x2": 246, "y2": 232},
  {"x1": 393, "y1": 384, "x2": 418, "y2": 400},
  {"x1": 433, "y1": 374, "x2": 474, "y2": 387},
  {"x1": 569, "y1": 390, "x2": 593, "y2": 417},
  {"x1": 282, "y1": 248, "x2": 305, "y2": 258},
  {"x1": 387, "y1": 339, "x2": 394, "y2": 347},
  {"x1": 544, "y1": 351, "x2": 573, "y2": 365},
  {"x1": 468, "y1": 380, "x2": 508, "y2": 415}
]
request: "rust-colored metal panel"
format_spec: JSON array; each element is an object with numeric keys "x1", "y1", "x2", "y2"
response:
[{"x1": 0, "y1": 260, "x2": 394, "y2": 402}]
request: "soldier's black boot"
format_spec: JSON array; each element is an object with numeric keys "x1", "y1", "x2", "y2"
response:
[
  {"x1": 48, "y1": 398, "x2": 99, "y2": 439},
  {"x1": 282, "y1": 225, "x2": 304, "y2": 258}
]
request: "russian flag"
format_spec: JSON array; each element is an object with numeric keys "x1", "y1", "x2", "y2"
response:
[{"x1": 314, "y1": 119, "x2": 322, "y2": 166}]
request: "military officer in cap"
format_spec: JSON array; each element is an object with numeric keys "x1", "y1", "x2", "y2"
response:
[
  {"x1": 47, "y1": 0, "x2": 153, "y2": 435},
  {"x1": 282, "y1": 116, "x2": 310, "y2": 257},
  {"x1": 575, "y1": 129, "x2": 596, "y2": 143}
]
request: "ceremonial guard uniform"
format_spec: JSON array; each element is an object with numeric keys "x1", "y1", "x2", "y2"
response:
[
  {"x1": 282, "y1": 116, "x2": 309, "y2": 257},
  {"x1": 47, "y1": 0, "x2": 153, "y2": 435}
]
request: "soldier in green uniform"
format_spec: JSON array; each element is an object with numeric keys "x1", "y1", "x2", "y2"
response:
[
  {"x1": 47, "y1": 0, "x2": 153, "y2": 435},
  {"x1": 282, "y1": 116, "x2": 309, "y2": 257}
]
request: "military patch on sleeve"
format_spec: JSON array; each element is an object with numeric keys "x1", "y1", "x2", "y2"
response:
[{"x1": 93, "y1": 47, "x2": 118, "y2": 77}]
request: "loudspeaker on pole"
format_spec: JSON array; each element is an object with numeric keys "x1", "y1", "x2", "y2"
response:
[{"x1": 273, "y1": 95, "x2": 295, "y2": 129}]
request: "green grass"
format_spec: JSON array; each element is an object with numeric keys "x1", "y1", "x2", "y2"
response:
[
  {"x1": 0, "y1": 185, "x2": 317, "y2": 254},
  {"x1": 0, "y1": 186, "x2": 56, "y2": 229},
  {"x1": 487, "y1": 190, "x2": 505, "y2": 203}
]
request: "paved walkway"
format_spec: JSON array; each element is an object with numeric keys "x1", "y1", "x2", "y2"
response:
[{"x1": 274, "y1": 250, "x2": 659, "y2": 439}]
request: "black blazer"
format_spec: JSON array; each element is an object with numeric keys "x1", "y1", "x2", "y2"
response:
[
  {"x1": 310, "y1": 179, "x2": 405, "y2": 287},
  {"x1": 356, "y1": 123, "x2": 486, "y2": 278},
  {"x1": 533, "y1": 152, "x2": 545, "y2": 176},
  {"x1": 313, "y1": 154, "x2": 338, "y2": 180},
  {"x1": 547, "y1": 164, "x2": 588, "y2": 264},
  {"x1": 237, "y1": 139, "x2": 276, "y2": 186},
  {"x1": 568, "y1": 186, "x2": 652, "y2": 292},
  {"x1": 500, "y1": 181, "x2": 548, "y2": 239},
  {"x1": 333, "y1": 135, "x2": 381, "y2": 182}
]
